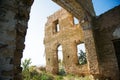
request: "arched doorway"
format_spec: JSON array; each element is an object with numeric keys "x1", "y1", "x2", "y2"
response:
[{"x1": 57, "y1": 45, "x2": 65, "y2": 75}]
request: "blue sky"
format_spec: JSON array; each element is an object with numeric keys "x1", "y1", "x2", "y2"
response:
[
  {"x1": 22, "y1": 0, "x2": 120, "y2": 66},
  {"x1": 92, "y1": 0, "x2": 120, "y2": 15}
]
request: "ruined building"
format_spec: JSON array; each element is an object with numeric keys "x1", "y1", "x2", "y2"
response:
[
  {"x1": 45, "y1": 1, "x2": 120, "y2": 80},
  {"x1": 0, "y1": 0, "x2": 120, "y2": 80},
  {"x1": 44, "y1": 9, "x2": 88, "y2": 75}
]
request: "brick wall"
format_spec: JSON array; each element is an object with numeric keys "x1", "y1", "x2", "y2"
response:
[{"x1": 94, "y1": 5, "x2": 120, "y2": 80}]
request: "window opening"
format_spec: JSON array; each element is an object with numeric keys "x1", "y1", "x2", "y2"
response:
[
  {"x1": 74, "y1": 17, "x2": 79, "y2": 25},
  {"x1": 56, "y1": 23, "x2": 60, "y2": 32},
  {"x1": 57, "y1": 45, "x2": 65, "y2": 75},
  {"x1": 54, "y1": 20, "x2": 60, "y2": 32},
  {"x1": 77, "y1": 43, "x2": 87, "y2": 65}
]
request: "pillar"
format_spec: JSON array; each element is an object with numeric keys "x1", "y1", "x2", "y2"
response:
[
  {"x1": 0, "y1": 0, "x2": 33, "y2": 80},
  {"x1": 81, "y1": 19, "x2": 100, "y2": 75}
]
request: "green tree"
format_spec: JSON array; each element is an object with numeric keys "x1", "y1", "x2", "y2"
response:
[
  {"x1": 78, "y1": 50, "x2": 87, "y2": 65},
  {"x1": 22, "y1": 58, "x2": 32, "y2": 71},
  {"x1": 21, "y1": 58, "x2": 32, "y2": 80},
  {"x1": 21, "y1": 59, "x2": 54, "y2": 80}
]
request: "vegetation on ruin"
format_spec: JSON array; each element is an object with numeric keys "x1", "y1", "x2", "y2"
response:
[
  {"x1": 21, "y1": 50, "x2": 111, "y2": 80},
  {"x1": 21, "y1": 50, "x2": 87, "y2": 80},
  {"x1": 21, "y1": 63, "x2": 91, "y2": 80}
]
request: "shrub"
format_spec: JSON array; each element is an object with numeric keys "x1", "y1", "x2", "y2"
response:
[
  {"x1": 58, "y1": 68, "x2": 66, "y2": 76},
  {"x1": 38, "y1": 66, "x2": 46, "y2": 71},
  {"x1": 40, "y1": 72, "x2": 54, "y2": 80}
]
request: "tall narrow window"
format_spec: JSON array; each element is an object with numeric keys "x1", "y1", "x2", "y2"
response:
[
  {"x1": 54, "y1": 20, "x2": 60, "y2": 32},
  {"x1": 57, "y1": 45, "x2": 65, "y2": 75},
  {"x1": 56, "y1": 23, "x2": 60, "y2": 32},
  {"x1": 57, "y1": 45, "x2": 63, "y2": 61}
]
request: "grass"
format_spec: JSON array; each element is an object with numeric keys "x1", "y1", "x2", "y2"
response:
[{"x1": 22, "y1": 66, "x2": 93, "y2": 80}]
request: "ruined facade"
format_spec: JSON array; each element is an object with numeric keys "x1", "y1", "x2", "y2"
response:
[
  {"x1": 45, "y1": 1, "x2": 120, "y2": 80},
  {"x1": 52, "y1": 0, "x2": 100, "y2": 76},
  {"x1": 44, "y1": 9, "x2": 89, "y2": 75}
]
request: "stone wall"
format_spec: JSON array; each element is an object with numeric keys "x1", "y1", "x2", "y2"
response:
[
  {"x1": 45, "y1": 2, "x2": 120, "y2": 80},
  {"x1": 94, "y1": 5, "x2": 120, "y2": 80},
  {"x1": 44, "y1": 9, "x2": 89, "y2": 75},
  {"x1": 52, "y1": 0, "x2": 95, "y2": 21},
  {"x1": 0, "y1": 0, "x2": 33, "y2": 80},
  {"x1": 52, "y1": 0, "x2": 100, "y2": 75}
]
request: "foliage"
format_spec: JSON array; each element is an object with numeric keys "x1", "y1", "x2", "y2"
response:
[
  {"x1": 58, "y1": 59, "x2": 66, "y2": 76},
  {"x1": 22, "y1": 59, "x2": 54, "y2": 80},
  {"x1": 55, "y1": 75, "x2": 63, "y2": 80},
  {"x1": 21, "y1": 58, "x2": 32, "y2": 80},
  {"x1": 38, "y1": 66, "x2": 46, "y2": 71},
  {"x1": 40, "y1": 72, "x2": 54, "y2": 80},
  {"x1": 58, "y1": 68, "x2": 66, "y2": 76},
  {"x1": 22, "y1": 58, "x2": 32, "y2": 71},
  {"x1": 78, "y1": 50, "x2": 87, "y2": 65},
  {"x1": 21, "y1": 58, "x2": 91, "y2": 80},
  {"x1": 64, "y1": 74, "x2": 91, "y2": 80}
]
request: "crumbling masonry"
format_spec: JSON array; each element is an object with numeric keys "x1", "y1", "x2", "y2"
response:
[
  {"x1": 0, "y1": 0, "x2": 33, "y2": 80},
  {"x1": 45, "y1": 1, "x2": 120, "y2": 80},
  {"x1": 0, "y1": 0, "x2": 120, "y2": 80},
  {"x1": 44, "y1": 9, "x2": 88, "y2": 75}
]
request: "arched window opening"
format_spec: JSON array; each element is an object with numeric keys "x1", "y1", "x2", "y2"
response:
[
  {"x1": 57, "y1": 45, "x2": 65, "y2": 75},
  {"x1": 57, "y1": 45, "x2": 63, "y2": 61}
]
